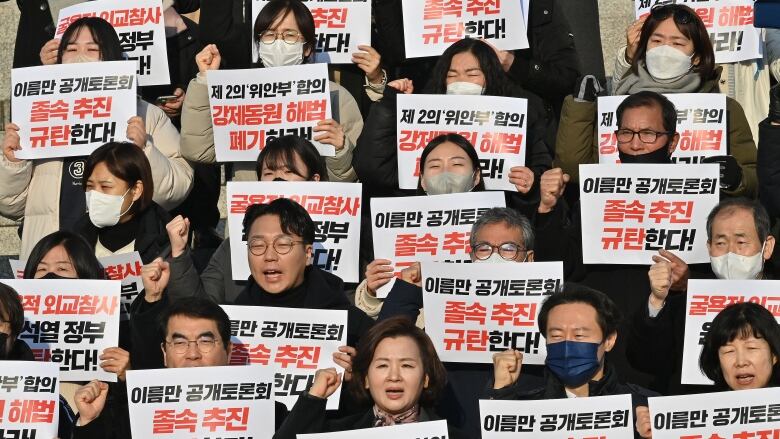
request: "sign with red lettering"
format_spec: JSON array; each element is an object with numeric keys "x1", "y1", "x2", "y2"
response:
[
  {"x1": 371, "y1": 191, "x2": 505, "y2": 298},
  {"x1": 0, "y1": 361, "x2": 60, "y2": 439},
  {"x1": 597, "y1": 94, "x2": 727, "y2": 165},
  {"x1": 682, "y1": 279, "x2": 780, "y2": 385},
  {"x1": 397, "y1": 94, "x2": 528, "y2": 191},
  {"x1": 648, "y1": 387, "x2": 780, "y2": 439},
  {"x1": 56, "y1": 0, "x2": 170, "y2": 85},
  {"x1": 402, "y1": 0, "x2": 529, "y2": 58},
  {"x1": 127, "y1": 365, "x2": 275, "y2": 438},
  {"x1": 11, "y1": 61, "x2": 136, "y2": 159},
  {"x1": 300, "y1": 420, "x2": 449, "y2": 439},
  {"x1": 207, "y1": 64, "x2": 333, "y2": 161},
  {"x1": 422, "y1": 261, "x2": 562, "y2": 363},
  {"x1": 251, "y1": 0, "x2": 371, "y2": 64},
  {"x1": 226, "y1": 181, "x2": 361, "y2": 282},
  {"x1": 579, "y1": 164, "x2": 720, "y2": 265},
  {"x1": 635, "y1": 0, "x2": 760, "y2": 63},
  {"x1": 0, "y1": 279, "x2": 121, "y2": 382},
  {"x1": 221, "y1": 305, "x2": 348, "y2": 410}
]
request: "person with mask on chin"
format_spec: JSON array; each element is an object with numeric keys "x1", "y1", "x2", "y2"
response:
[
  {"x1": 0, "y1": 17, "x2": 194, "y2": 260},
  {"x1": 486, "y1": 283, "x2": 656, "y2": 439},
  {"x1": 180, "y1": 0, "x2": 364, "y2": 183},
  {"x1": 556, "y1": 3, "x2": 756, "y2": 199},
  {"x1": 625, "y1": 197, "x2": 777, "y2": 396}
]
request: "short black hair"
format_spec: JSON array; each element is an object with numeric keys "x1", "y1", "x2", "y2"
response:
[
  {"x1": 57, "y1": 17, "x2": 124, "y2": 63},
  {"x1": 616, "y1": 91, "x2": 678, "y2": 134},
  {"x1": 24, "y1": 231, "x2": 105, "y2": 280},
  {"x1": 424, "y1": 38, "x2": 512, "y2": 97},
  {"x1": 256, "y1": 135, "x2": 328, "y2": 181},
  {"x1": 706, "y1": 197, "x2": 771, "y2": 243},
  {"x1": 159, "y1": 298, "x2": 232, "y2": 350},
  {"x1": 253, "y1": 0, "x2": 316, "y2": 66},
  {"x1": 537, "y1": 283, "x2": 622, "y2": 339},
  {"x1": 0, "y1": 283, "x2": 24, "y2": 342},
  {"x1": 416, "y1": 133, "x2": 486, "y2": 194},
  {"x1": 84, "y1": 142, "x2": 155, "y2": 216},
  {"x1": 699, "y1": 302, "x2": 780, "y2": 388},
  {"x1": 242, "y1": 198, "x2": 315, "y2": 245}
]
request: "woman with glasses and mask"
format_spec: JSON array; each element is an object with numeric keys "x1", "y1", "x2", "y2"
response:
[
  {"x1": 181, "y1": 0, "x2": 364, "y2": 183},
  {"x1": 556, "y1": 4, "x2": 757, "y2": 199},
  {"x1": 0, "y1": 17, "x2": 194, "y2": 260}
]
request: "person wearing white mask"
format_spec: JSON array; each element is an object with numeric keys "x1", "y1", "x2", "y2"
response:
[
  {"x1": 0, "y1": 17, "x2": 193, "y2": 259},
  {"x1": 625, "y1": 197, "x2": 776, "y2": 395},
  {"x1": 180, "y1": 0, "x2": 364, "y2": 183}
]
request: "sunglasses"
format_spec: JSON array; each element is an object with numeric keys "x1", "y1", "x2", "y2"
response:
[{"x1": 650, "y1": 4, "x2": 696, "y2": 25}]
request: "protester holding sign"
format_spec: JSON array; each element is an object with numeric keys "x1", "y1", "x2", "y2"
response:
[
  {"x1": 626, "y1": 198, "x2": 777, "y2": 395},
  {"x1": 275, "y1": 316, "x2": 466, "y2": 439},
  {"x1": 0, "y1": 283, "x2": 76, "y2": 438},
  {"x1": 22, "y1": 231, "x2": 105, "y2": 281},
  {"x1": 487, "y1": 283, "x2": 656, "y2": 439},
  {"x1": 181, "y1": 0, "x2": 365, "y2": 183},
  {"x1": 557, "y1": 4, "x2": 757, "y2": 199},
  {"x1": 0, "y1": 16, "x2": 194, "y2": 259}
]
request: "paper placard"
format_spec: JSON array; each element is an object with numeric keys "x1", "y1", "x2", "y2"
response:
[
  {"x1": 422, "y1": 261, "x2": 562, "y2": 364},
  {"x1": 397, "y1": 94, "x2": 528, "y2": 191},
  {"x1": 206, "y1": 64, "x2": 333, "y2": 161},
  {"x1": 0, "y1": 361, "x2": 60, "y2": 439},
  {"x1": 299, "y1": 420, "x2": 449, "y2": 439},
  {"x1": 579, "y1": 164, "x2": 720, "y2": 265},
  {"x1": 370, "y1": 191, "x2": 506, "y2": 298},
  {"x1": 11, "y1": 61, "x2": 136, "y2": 159}
]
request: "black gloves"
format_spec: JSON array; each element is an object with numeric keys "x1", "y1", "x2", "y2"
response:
[{"x1": 702, "y1": 155, "x2": 742, "y2": 191}]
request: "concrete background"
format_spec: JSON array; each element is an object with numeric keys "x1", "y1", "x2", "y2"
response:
[{"x1": 0, "y1": 1, "x2": 636, "y2": 277}]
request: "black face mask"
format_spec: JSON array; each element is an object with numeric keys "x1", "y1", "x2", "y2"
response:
[
  {"x1": 618, "y1": 144, "x2": 672, "y2": 164},
  {"x1": 273, "y1": 177, "x2": 287, "y2": 182},
  {"x1": 0, "y1": 333, "x2": 9, "y2": 360},
  {"x1": 40, "y1": 272, "x2": 74, "y2": 280}
]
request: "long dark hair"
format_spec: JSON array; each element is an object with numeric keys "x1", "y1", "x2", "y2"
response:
[
  {"x1": 56, "y1": 17, "x2": 124, "y2": 64},
  {"x1": 23, "y1": 231, "x2": 105, "y2": 280},
  {"x1": 253, "y1": 0, "x2": 316, "y2": 66},
  {"x1": 630, "y1": 4, "x2": 716, "y2": 81},
  {"x1": 424, "y1": 38, "x2": 511, "y2": 97},
  {"x1": 416, "y1": 133, "x2": 486, "y2": 194}
]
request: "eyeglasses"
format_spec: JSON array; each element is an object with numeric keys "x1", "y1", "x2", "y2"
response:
[
  {"x1": 472, "y1": 242, "x2": 526, "y2": 261},
  {"x1": 614, "y1": 129, "x2": 672, "y2": 144},
  {"x1": 248, "y1": 236, "x2": 304, "y2": 256},
  {"x1": 259, "y1": 30, "x2": 302, "y2": 45},
  {"x1": 650, "y1": 4, "x2": 695, "y2": 25},
  {"x1": 165, "y1": 337, "x2": 220, "y2": 354}
]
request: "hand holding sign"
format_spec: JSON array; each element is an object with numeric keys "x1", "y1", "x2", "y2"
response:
[
  {"x1": 75, "y1": 380, "x2": 110, "y2": 426},
  {"x1": 635, "y1": 406, "x2": 652, "y2": 438},
  {"x1": 309, "y1": 367, "x2": 342, "y2": 399},
  {"x1": 126, "y1": 116, "x2": 147, "y2": 148},
  {"x1": 352, "y1": 45, "x2": 383, "y2": 84},
  {"x1": 313, "y1": 119, "x2": 346, "y2": 152},
  {"x1": 538, "y1": 168, "x2": 570, "y2": 214},
  {"x1": 166, "y1": 215, "x2": 191, "y2": 258},
  {"x1": 2, "y1": 122, "x2": 22, "y2": 163},
  {"x1": 702, "y1": 155, "x2": 743, "y2": 191},
  {"x1": 333, "y1": 345, "x2": 356, "y2": 382},
  {"x1": 100, "y1": 347, "x2": 132, "y2": 382},
  {"x1": 508, "y1": 166, "x2": 534, "y2": 194},
  {"x1": 492, "y1": 349, "x2": 523, "y2": 389},
  {"x1": 365, "y1": 259, "x2": 395, "y2": 297},
  {"x1": 141, "y1": 257, "x2": 170, "y2": 302},
  {"x1": 196, "y1": 44, "x2": 222, "y2": 74},
  {"x1": 39, "y1": 38, "x2": 61, "y2": 66},
  {"x1": 400, "y1": 262, "x2": 422, "y2": 287}
]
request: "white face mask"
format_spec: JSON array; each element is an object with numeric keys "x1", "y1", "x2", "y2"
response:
[
  {"x1": 710, "y1": 242, "x2": 766, "y2": 280},
  {"x1": 64, "y1": 53, "x2": 100, "y2": 64},
  {"x1": 446, "y1": 81, "x2": 485, "y2": 96},
  {"x1": 86, "y1": 188, "x2": 133, "y2": 228},
  {"x1": 423, "y1": 171, "x2": 476, "y2": 195},
  {"x1": 258, "y1": 39, "x2": 304, "y2": 68},
  {"x1": 645, "y1": 45, "x2": 694, "y2": 80}
]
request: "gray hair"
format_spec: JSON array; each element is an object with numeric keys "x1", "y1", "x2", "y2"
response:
[
  {"x1": 706, "y1": 197, "x2": 770, "y2": 242},
  {"x1": 470, "y1": 207, "x2": 534, "y2": 250}
]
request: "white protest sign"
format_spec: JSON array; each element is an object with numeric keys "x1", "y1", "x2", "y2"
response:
[
  {"x1": 55, "y1": 0, "x2": 170, "y2": 85},
  {"x1": 648, "y1": 387, "x2": 780, "y2": 439},
  {"x1": 11, "y1": 61, "x2": 136, "y2": 159},
  {"x1": 371, "y1": 191, "x2": 506, "y2": 298},
  {"x1": 127, "y1": 365, "x2": 275, "y2": 438},
  {"x1": 222, "y1": 305, "x2": 348, "y2": 410},
  {"x1": 100, "y1": 251, "x2": 144, "y2": 321},
  {"x1": 597, "y1": 94, "x2": 727, "y2": 164},
  {"x1": 1, "y1": 279, "x2": 121, "y2": 381},
  {"x1": 251, "y1": 0, "x2": 371, "y2": 64},
  {"x1": 480, "y1": 395, "x2": 635, "y2": 438},
  {"x1": 635, "y1": 0, "x2": 761, "y2": 63},
  {"x1": 422, "y1": 261, "x2": 562, "y2": 364},
  {"x1": 7, "y1": 259, "x2": 24, "y2": 279},
  {"x1": 681, "y1": 279, "x2": 780, "y2": 385},
  {"x1": 579, "y1": 164, "x2": 719, "y2": 265},
  {"x1": 226, "y1": 181, "x2": 362, "y2": 283},
  {"x1": 402, "y1": 0, "x2": 529, "y2": 59},
  {"x1": 207, "y1": 64, "x2": 333, "y2": 161},
  {"x1": 0, "y1": 361, "x2": 60, "y2": 439},
  {"x1": 299, "y1": 420, "x2": 450, "y2": 439},
  {"x1": 397, "y1": 94, "x2": 528, "y2": 191}
]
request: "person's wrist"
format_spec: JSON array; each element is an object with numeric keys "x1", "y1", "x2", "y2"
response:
[
  {"x1": 648, "y1": 294, "x2": 665, "y2": 310},
  {"x1": 538, "y1": 202, "x2": 554, "y2": 214}
]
